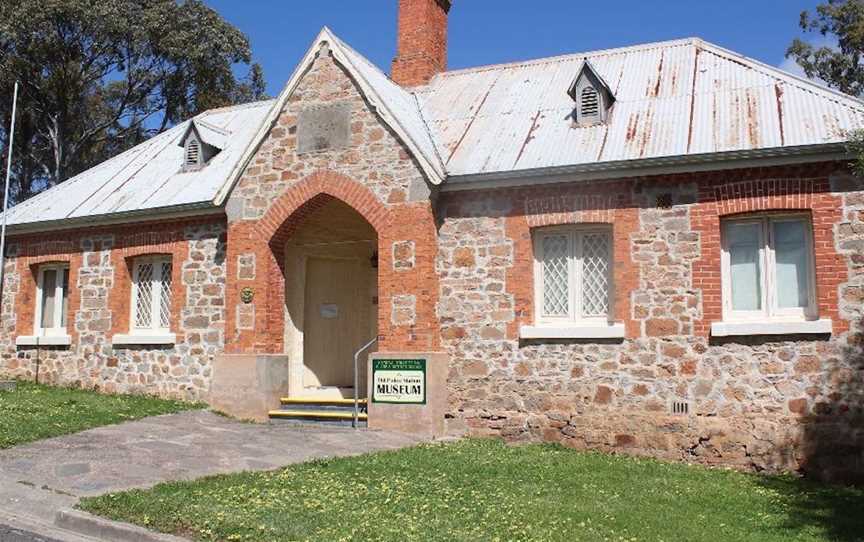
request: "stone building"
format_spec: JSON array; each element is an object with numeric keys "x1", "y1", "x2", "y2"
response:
[{"x1": 2, "y1": 0, "x2": 863, "y2": 480}]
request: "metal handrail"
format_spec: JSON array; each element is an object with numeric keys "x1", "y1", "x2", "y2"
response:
[{"x1": 353, "y1": 337, "x2": 378, "y2": 429}]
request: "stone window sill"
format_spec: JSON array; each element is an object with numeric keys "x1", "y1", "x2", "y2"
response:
[
  {"x1": 520, "y1": 323, "x2": 625, "y2": 340},
  {"x1": 711, "y1": 319, "x2": 832, "y2": 337},
  {"x1": 16, "y1": 335, "x2": 72, "y2": 347},
  {"x1": 112, "y1": 333, "x2": 176, "y2": 346}
]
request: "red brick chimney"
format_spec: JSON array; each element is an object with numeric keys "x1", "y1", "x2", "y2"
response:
[{"x1": 391, "y1": 0, "x2": 451, "y2": 86}]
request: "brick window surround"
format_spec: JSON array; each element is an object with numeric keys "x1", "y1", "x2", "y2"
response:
[
  {"x1": 16, "y1": 254, "x2": 82, "y2": 340},
  {"x1": 502, "y1": 181, "x2": 640, "y2": 339},
  {"x1": 691, "y1": 175, "x2": 848, "y2": 336},
  {"x1": 110, "y1": 250, "x2": 186, "y2": 337},
  {"x1": 226, "y1": 169, "x2": 441, "y2": 354}
]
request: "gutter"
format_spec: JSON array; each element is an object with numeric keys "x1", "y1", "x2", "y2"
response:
[
  {"x1": 440, "y1": 143, "x2": 853, "y2": 192},
  {"x1": 4, "y1": 201, "x2": 223, "y2": 237}
]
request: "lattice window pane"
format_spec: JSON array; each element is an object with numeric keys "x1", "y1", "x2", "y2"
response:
[
  {"x1": 134, "y1": 262, "x2": 154, "y2": 329},
  {"x1": 542, "y1": 234, "x2": 570, "y2": 317},
  {"x1": 581, "y1": 232, "x2": 610, "y2": 317},
  {"x1": 159, "y1": 261, "x2": 172, "y2": 329}
]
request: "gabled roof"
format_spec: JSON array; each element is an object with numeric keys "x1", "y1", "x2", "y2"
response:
[
  {"x1": 567, "y1": 58, "x2": 614, "y2": 104},
  {"x1": 180, "y1": 118, "x2": 231, "y2": 150},
  {"x1": 416, "y1": 37, "x2": 864, "y2": 178},
  {"x1": 6, "y1": 32, "x2": 864, "y2": 231},
  {"x1": 213, "y1": 27, "x2": 445, "y2": 204},
  {"x1": 3, "y1": 100, "x2": 272, "y2": 229}
]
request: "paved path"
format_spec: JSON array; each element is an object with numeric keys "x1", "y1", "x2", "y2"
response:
[
  {"x1": 0, "y1": 524, "x2": 61, "y2": 542},
  {"x1": 0, "y1": 410, "x2": 425, "y2": 540}
]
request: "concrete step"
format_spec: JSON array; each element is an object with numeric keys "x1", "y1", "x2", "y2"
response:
[
  {"x1": 268, "y1": 409, "x2": 367, "y2": 427},
  {"x1": 280, "y1": 397, "x2": 367, "y2": 407}
]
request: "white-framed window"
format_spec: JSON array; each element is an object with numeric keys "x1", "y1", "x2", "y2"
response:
[
  {"x1": 130, "y1": 256, "x2": 173, "y2": 334},
  {"x1": 721, "y1": 214, "x2": 817, "y2": 322},
  {"x1": 533, "y1": 226, "x2": 613, "y2": 326},
  {"x1": 34, "y1": 264, "x2": 70, "y2": 337}
]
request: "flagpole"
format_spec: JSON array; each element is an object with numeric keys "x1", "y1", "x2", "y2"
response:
[{"x1": 0, "y1": 81, "x2": 19, "y2": 296}]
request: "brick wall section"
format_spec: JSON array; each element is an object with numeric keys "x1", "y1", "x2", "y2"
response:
[
  {"x1": 691, "y1": 173, "x2": 847, "y2": 336},
  {"x1": 225, "y1": 46, "x2": 440, "y2": 354},
  {"x1": 0, "y1": 217, "x2": 226, "y2": 400},
  {"x1": 440, "y1": 162, "x2": 864, "y2": 478},
  {"x1": 391, "y1": 0, "x2": 451, "y2": 86}
]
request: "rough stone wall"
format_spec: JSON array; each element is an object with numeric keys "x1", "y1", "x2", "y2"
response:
[
  {"x1": 0, "y1": 218, "x2": 226, "y2": 401},
  {"x1": 440, "y1": 163, "x2": 864, "y2": 482},
  {"x1": 225, "y1": 44, "x2": 440, "y2": 354}
]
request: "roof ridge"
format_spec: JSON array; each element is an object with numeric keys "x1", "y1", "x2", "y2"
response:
[
  {"x1": 198, "y1": 98, "x2": 276, "y2": 117},
  {"x1": 427, "y1": 37, "x2": 699, "y2": 81},
  {"x1": 695, "y1": 39, "x2": 864, "y2": 108}
]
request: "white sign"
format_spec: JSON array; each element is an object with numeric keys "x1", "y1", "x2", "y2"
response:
[{"x1": 372, "y1": 359, "x2": 426, "y2": 404}]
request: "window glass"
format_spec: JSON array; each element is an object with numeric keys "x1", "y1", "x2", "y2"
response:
[
  {"x1": 132, "y1": 257, "x2": 172, "y2": 332},
  {"x1": 60, "y1": 268, "x2": 69, "y2": 328},
  {"x1": 541, "y1": 234, "x2": 569, "y2": 317},
  {"x1": 773, "y1": 220, "x2": 809, "y2": 309},
  {"x1": 536, "y1": 228, "x2": 612, "y2": 323},
  {"x1": 581, "y1": 232, "x2": 610, "y2": 317},
  {"x1": 40, "y1": 269, "x2": 57, "y2": 329},
  {"x1": 727, "y1": 222, "x2": 762, "y2": 312}
]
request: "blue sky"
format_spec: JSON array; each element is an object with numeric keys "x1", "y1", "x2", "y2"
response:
[{"x1": 207, "y1": 0, "x2": 825, "y2": 96}]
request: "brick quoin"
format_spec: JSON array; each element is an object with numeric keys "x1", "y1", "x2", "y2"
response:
[{"x1": 226, "y1": 169, "x2": 440, "y2": 354}]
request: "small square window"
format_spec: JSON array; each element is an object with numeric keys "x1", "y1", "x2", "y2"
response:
[
  {"x1": 721, "y1": 214, "x2": 817, "y2": 322},
  {"x1": 34, "y1": 264, "x2": 70, "y2": 336},
  {"x1": 533, "y1": 226, "x2": 613, "y2": 325},
  {"x1": 131, "y1": 257, "x2": 173, "y2": 334}
]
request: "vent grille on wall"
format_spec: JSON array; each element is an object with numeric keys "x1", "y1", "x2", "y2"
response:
[
  {"x1": 656, "y1": 193, "x2": 674, "y2": 209},
  {"x1": 581, "y1": 87, "x2": 599, "y2": 119},
  {"x1": 185, "y1": 139, "x2": 200, "y2": 166},
  {"x1": 671, "y1": 401, "x2": 690, "y2": 416}
]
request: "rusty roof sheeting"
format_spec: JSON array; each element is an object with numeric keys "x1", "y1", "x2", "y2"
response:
[{"x1": 417, "y1": 38, "x2": 864, "y2": 177}]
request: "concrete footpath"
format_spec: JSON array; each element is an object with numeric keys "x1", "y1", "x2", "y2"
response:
[{"x1": 0, "y1": 410, "x2": 424, "y2": 541}]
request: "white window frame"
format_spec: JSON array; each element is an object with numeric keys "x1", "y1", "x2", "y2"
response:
[
  {"x1": 720, "y1": 213, "x2": 818, "y2": 324},
  {"x1": 129, "y1": 256, "x2": 173, "y2": 335},
  {"x1": 33, "y1": 263, "x2": 70, "y2": 337},
  {"x1": 531, "y1": 225, "x2": 615, "y2": 327}
]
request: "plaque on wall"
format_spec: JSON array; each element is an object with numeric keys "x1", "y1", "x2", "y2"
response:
[
  {"x1": 320, "y1": 303, "x2": 339, "y2": 319},
  {"x1": 297, "y1": 102, "x2": 351, "y2": 154}
]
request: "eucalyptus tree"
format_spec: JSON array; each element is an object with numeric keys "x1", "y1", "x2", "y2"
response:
[{"x1": 0, "y1": 0, "x2": 266, "y2": 202}]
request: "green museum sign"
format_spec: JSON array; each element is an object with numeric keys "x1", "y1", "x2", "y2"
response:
[{"x1": 372, "y1": 358, "x2": 426, "y2": 404}]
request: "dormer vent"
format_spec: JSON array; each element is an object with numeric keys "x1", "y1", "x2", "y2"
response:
[
  {"x1": 185, "y1": 137, "x2": 201, "y2": 167},
  {"x1": 580, "y1": 87, "x2": 600, "y2": 120},
  {"x1": 568, "y1": 59, "x2": 615, "y2": 127},
  {"x1": 178, "y1": 119, "x2": 229, "y2": 171}
]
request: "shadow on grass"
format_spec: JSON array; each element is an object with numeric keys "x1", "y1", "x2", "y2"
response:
[
  {"x1": 758, "y1": 475, "x2": 864, "y2": 542},
  {"x1": 756, "y1": 317, "x2": 864, "y2": 541}
]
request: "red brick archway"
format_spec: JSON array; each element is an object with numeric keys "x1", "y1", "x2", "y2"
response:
[{"x1": 227, "y1": 171, "x2": 390, "y2": 353}]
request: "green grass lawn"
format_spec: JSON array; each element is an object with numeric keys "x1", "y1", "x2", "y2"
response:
[
  {"x1": 0, "y1": 380, "x2": 201, "y2": 448},
  {"x1": 79, "y1": 439, "x2": 863, "y2": 542}
]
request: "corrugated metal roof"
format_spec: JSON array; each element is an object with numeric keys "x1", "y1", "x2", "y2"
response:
[
  {"x1": 7, "y1": 32, "x2": 864, "y2": 229},
  {"x1": 4, "y1": 99, "x2": 272, "y2": 227},
  {"x1": 416, "y1": 37, "x2": 864, "y2": 176}
]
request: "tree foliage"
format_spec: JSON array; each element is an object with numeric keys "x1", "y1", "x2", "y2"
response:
[
  {"x1": 0, "y1": 0, "x2": 267, "y2": 203},
  {"x1": 787, "y1": 0, "x2": 864, "y2": 174}
]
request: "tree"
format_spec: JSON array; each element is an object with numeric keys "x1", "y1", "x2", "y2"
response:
[
  {"x1": 0, "y1": 0, "x2": 267, "y2": 203},
  {"x1": 788, "y1": 0, "x2": 864, "y2": 175}
]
